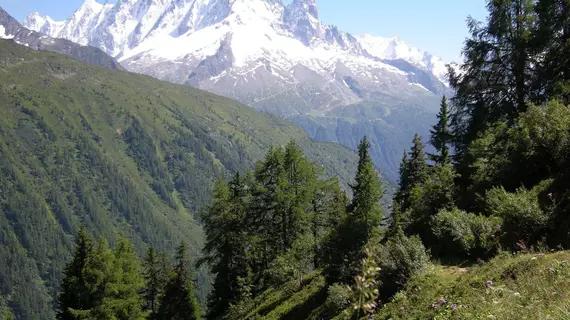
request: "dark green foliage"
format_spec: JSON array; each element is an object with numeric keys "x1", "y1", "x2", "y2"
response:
[
  {"x1": 200, "y1": 141, "x2": 349, "y2": 309},
  {"x1": 142, "y1": 247, "x2": 170, "y2": 318},
  {"x1": 56, "y1": 230, "x2": 208, "y2": 320},
  {"x1": 351, "y1": 136, "x2": 384, "y2": 239},
  {"x1": 534, "y1": 0, "x2": 570, "y2": 103},
  {"x1": 429, "y1": 96, "x2": 452, "y2": 165},
  {"x1": 311, "y1": 178, "x2": 349, "y2": 268},
  {"x1": 449, "y1": 0, "x2": 570, "y2": 177},
  {"x1": 57, "y1": 226, "x2": 94, "y2": 320},
  {"x1": 485, "y1": 182, "x2": 552, "y2": 249},
  {"x1": 57, "y1": 231, "x2": 145, "y2": 319},
  {"x1": 199, "y1": 175, "x2": 249, "y2": 320},
  {"x1": 157, "y1": 243, "x2": 202, "y2": 320},
  {"x1": 323, "y1": 137, "x2": 384, "y2": 284},
  {"x1": 449, "y1": 0, "x2": 537, "y2": 154},
  {"x1": 393, "y1": 152, "x2": 410, "y2": 209},
  {"x1": 430, "y1": 208, "x2": 502, "y2": 258},
  {"x1": 407, "y1": 134, "x2": 428, "y2": 191},
  {"x1": 0, "y1": 40, "x2": 359, "y2": 318},
  {"x1": 376, "y1": 229, "x2": 429, "y2": 300},
  {"x1": 394, "y1": 134, "x2": 428, "y2": 216},
  {"x1": 461, "y1": 101, "x2": 570, "y2": 209},
  {"x1": 403, "y1": 164, "x2": 457, "y2": 243}
]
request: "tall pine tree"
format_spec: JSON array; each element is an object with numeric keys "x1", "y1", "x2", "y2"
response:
[
  {"x1": 57, "y1": 227, "x2": 94, "y2": 320},
  {"x1": 71, "y1": 237, "x2": 115, "y2": 319},
  {"x1": 449, "y1": 0, "x2": 537, "y2": 155},
  {"x1": 104, "y1": 238, "x2": 145, "y2": 320},
  {"x1": 143, "y1": 247, "x2": 169, "y2": 318},
  {"x1": 535, "y1": 0, "x2": 570, "y2": 103},
  {"x1": 249, "y1": 146, "x2": 286, "y2": 279},
  {"x1": 407, "y1": 134, "x2": 427, "y2": 192},
  {"x1": 351, "y1": 136, "x2": 384, "y2": 240},
  {"x1": 58, "y1": 230, "x2": 146, "y2": 320},
  {"x1": 394, "y1": 152, "x2": 410, "y2": 207},
  {"x1": 200, "y1": 175, "x2": 250, "y2": 320},
  {"x1": 157, "y1": 242, "x2": 202, "y2": 320},
  {"x1": 323, "y1": 136, "x2": 384, "y2": 284},
  {"x1": 429, "y1": 96, "x2": 452, "y2": 165},
  {"x1": 282, "y1": 140, "x2": 317, "y2": 250}
]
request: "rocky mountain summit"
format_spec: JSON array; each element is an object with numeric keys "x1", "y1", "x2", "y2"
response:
[
  {"x1": 0, "y1": 6, "x2": 122, "y2": 70},
  {"x1": 24, "y1": 0, "x2": 452, "y2": 180}
]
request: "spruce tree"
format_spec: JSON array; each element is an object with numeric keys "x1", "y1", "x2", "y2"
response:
[
  {"x1": 58, "y1": 231, "x2": 146, "y2": 320},
  {"x1": 74, "y1": 237, "x2": 116, "y2": 319},
  {"x1": 143, "y1": 247, "x2": 169, "y2": 318},
  {"x1": 282, "y1": 140, "x2": 317, "y2": 249},
  {"x1": 351, "y1": 136, "x2": 384, "y2": 239},
  {"x1": 311, "y1": 177, "x2": 348, "y2": 267},
  {"x1": 250, "y1": 146, "x2": 286, "y2": 269},
  {"x1": 407, "y1": 134, "x2": 427, "y2": 189},
  {"x1": 57, "y1": 227, "x2": 94, "y2": 320},
  {"x1": 389, "y1": 152, "x2": 410, "y2": 238},
  {"x1": 157, "y1": 242, "x2": 201, "y2": 320},
  {"x1": 535, "y1": 0, "x2": 570, "y2": 103},
  {"x1": 323, "y1": 136, "x2": 384, "y2": 284},
  {"x1": 394, "y1": 151, "x2": 410, "y2": 208},
  {"x1": 200, "y1": 175, "x2": 249, "y2": 320},
  {"x1": 449, "y1": 0, "x2": 537, "y2": 155},
  {"x1": 105, "y1": 238, "x2": 145, "y2": 319},
  {"x1": 429, "y1": 96, "x2": 452, "y2": 165}
]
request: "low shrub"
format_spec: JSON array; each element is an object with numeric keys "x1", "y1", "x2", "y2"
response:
[{"x1": 430, "y1": 208, "x2": 501, "y2": 258}]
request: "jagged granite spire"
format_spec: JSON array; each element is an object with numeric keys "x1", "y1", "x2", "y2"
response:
[{"x1": 284, "y1": 0, "x2": 322, "y2": 45}]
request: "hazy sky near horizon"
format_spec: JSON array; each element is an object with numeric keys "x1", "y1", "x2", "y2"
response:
[{"x1": 0, "y1": 0, "x2": 487, "y2": 62}]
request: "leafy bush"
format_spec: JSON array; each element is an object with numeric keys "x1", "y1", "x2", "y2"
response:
[
  {"x1": 465, "y1": 101, "x2": 570, "y2": 208},
  {"x1": 377, "y1": 230, "x2": 429, "y2": 300},
  {"x1": 325, "y1": 283, "x2": 352, "y2": 315},
  {"x1": 265, "y1": 234, "x2": 315, "y2": 286},
  {"x1": 485, "y1": 181, "x2": 551, "y2": 249},
  {"x1": 518, "y1": 101, "x2": 570, "y2": 172},
  {"x1": 404, "y1": 164, "x2": 457, "y2": 243},
  {"x1": 430, "y1": 208, "x2": 501, "y2": 258}
]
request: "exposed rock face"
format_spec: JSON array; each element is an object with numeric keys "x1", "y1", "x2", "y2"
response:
[{"x1": 1, "y1": 7, "x2": 123, "y2": 70}]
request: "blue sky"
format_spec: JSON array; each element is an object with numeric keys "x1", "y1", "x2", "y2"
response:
[{"x1": 0, "y1": 0, "x2": 487, "y2": 62}]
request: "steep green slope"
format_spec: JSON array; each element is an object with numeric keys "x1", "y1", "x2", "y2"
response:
[
  {"x1": 0, "y1": 39, "x2": 358, "y2": 319},
  {"x1": 229, "y1": 251, "x2": 570, "y2": 320},
  {"x1": 377, "y1": 251, "x2": 570, "y2": 319}
]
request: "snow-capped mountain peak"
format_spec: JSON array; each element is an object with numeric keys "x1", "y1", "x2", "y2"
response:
[
  {"x1": 284, "y1": 0, "x2": 322, "y2": 45},
  {"x1": 356, "y1": 33, "x2": 449, "y2": 83},
  {"x1": 23, "y1": 0, "x2": 449, "y2": 114},
  {"x1": 23, "y1": 12, "x2": 65, "y2": 36},
  {"x1": 17, "y1": 0, "x2": 453, "y2": 182}
]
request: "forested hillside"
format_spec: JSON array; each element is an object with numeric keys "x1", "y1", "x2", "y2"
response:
[
  {"x1": 195, "y1": 0, "x2": 570, "y2": 318},
  {"x1": 0, "y1": 39, "x2": 359, "y2": 319}
]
